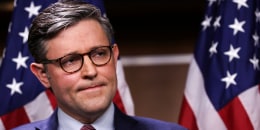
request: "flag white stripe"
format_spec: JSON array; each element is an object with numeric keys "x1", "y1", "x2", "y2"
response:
[
  {"x1": 184, "y1": 58, "x2": 227, "y2": 130},
  {"x1": 116, "y1": 60, "x2": 135, "y2": 115},
  {"x1": 24, "y1": 91, "x2": 54, "y2": 122},
  {"x1": 239, "y1": 85, "x2": 260, "y2": 130},
  {"x1": 0, "y1": 120, "x2": 5, "y2": 130}
]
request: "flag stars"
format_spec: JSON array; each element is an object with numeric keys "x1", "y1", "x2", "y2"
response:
[
  {"x1": 2, "y1": 48, "x2": 6, "y2": 60},
  {"x1": 6, "y1": 78, "x2": 23, "y2": 95},
  {"x1": 8, "y1": 22, "x2": 12, "y2": 33},
  {"x1": 13, "y1": 0, "x2": 17, "y2": 7},
  {"x1": 221, "y1": 71, "x2": 237, "y2": 89},
  {"x1": 253, "y1": 32, "x2": 259, "y2": 46},
  {"x1": 250, "y1": 55, "x2": 259, "y2": 70},
  {"x1": 201, "y1": 16, "x2": 212, "y2": 30},
  {"x1": 213, "y1": 16, "x2": 221, "y2": 30},
  {"x1": 19, "y1": 27, "x2": 29, "y2": 43},
  {"x1": 12, "y1": 52, "x2": 29, "y2": 70},
  {"x1": 0, "y1": 48, "x2": 5, "y2": 66},
  {"x1": 25, "y1": 1, "x2": 41, "y2": 19},
  {"x1": 209, "y1": 41, "x2": 218, "y2": 56},
  {"x1": 232, "y1": 0, "x2": 248, "y2": 10},
  {"x1": 229, "y1": 18, "x2": 245, "y2": 35},
  {"x1": 208, "y1": 0, "x2": 217, "y2": 6},
  {"x1": 224, "y1": 45, "x2": 241, "y2": 62}
]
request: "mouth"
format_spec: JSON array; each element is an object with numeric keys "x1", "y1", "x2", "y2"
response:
[{"x1": 78, "y1": 83, "x2": 104, "y2": 92}]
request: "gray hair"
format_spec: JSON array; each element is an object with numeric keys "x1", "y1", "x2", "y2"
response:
[{"x1": 28, "y1": 0, "x2": 114, "y2": 63}]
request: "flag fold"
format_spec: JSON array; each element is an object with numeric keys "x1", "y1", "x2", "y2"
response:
[{"x1": 179, "y1": 0, "x2": 260, "y2": 129}]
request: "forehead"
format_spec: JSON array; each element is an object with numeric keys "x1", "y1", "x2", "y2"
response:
[{"x1": 45, "y1": 19, "x2": 110, "y2": 59}]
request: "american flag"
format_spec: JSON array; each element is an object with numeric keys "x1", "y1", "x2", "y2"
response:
[
  {"x1": 0, "y1": 0, "x2": 134, "y2": 129},
  {"x1": 179, "y1": 0, "x2": 260, "y2": 129}
]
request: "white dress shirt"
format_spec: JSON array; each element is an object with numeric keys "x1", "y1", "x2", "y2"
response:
[{"x1": 58, "y1": 103, "x2": 115, "y2": 130}]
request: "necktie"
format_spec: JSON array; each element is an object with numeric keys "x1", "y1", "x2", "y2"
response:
[{"x1": 80, "y1": 124, "x2": 96, "y2": 130}]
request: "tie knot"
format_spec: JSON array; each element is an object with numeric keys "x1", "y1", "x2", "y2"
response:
[{"x1": 80, "y1": 124, "x2": 96, "y2": 130}]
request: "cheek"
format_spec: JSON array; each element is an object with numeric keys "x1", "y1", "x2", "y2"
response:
[
  {"x1": 48, "y1": 69, "x2": 78, "y2": 94},
  {"x1": 101, "y1": 64, "x2": 117, "y2": 83},
  {"x1": 98, "y1": 65, "x2": 117, "y2": 94},
  {"x1": 56, "y1": 74, "x2": 78, "y2": 89},
  {"x1": 49, "y1": 74, "x2": 80, "y2": 105}
]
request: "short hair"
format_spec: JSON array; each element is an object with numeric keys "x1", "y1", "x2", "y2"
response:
[{"x1": 28, "y1": 0, "x2": 114, "y2": 63}]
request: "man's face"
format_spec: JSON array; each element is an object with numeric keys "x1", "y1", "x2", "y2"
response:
[{"x1": 39, "y1": 19, "x2": 118, "y2": 123}]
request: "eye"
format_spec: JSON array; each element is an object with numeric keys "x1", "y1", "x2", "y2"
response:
[
  {"x1": 60, "y1": 54, "x2": 82, "y2": 67},
  {"x1": 91, "y1": 48, "x2": 109, "y2": 58}
]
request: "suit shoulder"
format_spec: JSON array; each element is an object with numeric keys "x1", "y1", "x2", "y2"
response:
[
  {"x1": 133, "y1": 116, "x2": 187, "y2": 130},
  {"x1": 12, "y1": 110, "x2": 58, "y2": 130},
  {"x1": 12, "y1": 119, "x2": 47, "y2": 130}
]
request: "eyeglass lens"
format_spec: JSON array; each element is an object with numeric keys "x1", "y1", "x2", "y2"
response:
[{"x1": 59, "y1": 46, "x2": 112, "y2": 73}]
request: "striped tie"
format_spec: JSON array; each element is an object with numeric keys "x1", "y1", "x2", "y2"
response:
[{"x1": 80, "y1": 124, "x2": 96, "y2": 130}]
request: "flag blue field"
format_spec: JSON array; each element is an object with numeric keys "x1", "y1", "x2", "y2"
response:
[{"x1": 0, "y1": 0, "x2": 134, "y2": 129}]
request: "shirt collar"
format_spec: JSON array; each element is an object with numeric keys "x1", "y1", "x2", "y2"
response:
[{"x1": 58, "y1": 103, "x2": 115, "y2": 130}]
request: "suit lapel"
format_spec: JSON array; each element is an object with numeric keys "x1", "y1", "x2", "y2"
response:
[
  {"x1": 114, "y1": 105, "x2": 138, "y2": 130},
  {"x1": 35, "y1": 110, "x2": 59, "y2": 130}
]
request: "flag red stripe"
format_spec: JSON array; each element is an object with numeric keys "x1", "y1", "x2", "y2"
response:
[
  {"x1": 219, "y1": 97, "x2": 253, "y2": 130},
  {"x1": 113, "y1": 90, "x2": 126, "y2": 113},
  {"x1": 1, "y1": 107, "x2": 30, "y2": 129},
  {"x1": 178, "y1": 96, "x2": 198, "y2": 130},
  {"x1": 45, "y1": 89, "x2": 57, "y2": 109}
]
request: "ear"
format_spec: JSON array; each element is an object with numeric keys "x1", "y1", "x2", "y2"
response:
[
  {"x1": 112, "y1": 43, "x2": 119, "y2": 63},
  {"x1": 30, "y1": 63, "x2": 51, "y2": 88}
]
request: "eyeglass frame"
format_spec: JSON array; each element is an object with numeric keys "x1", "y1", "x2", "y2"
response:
[{"x1": 40, "y1": 45, "x2": 114, "y2": 73}]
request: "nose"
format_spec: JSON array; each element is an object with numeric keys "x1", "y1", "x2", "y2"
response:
[{"x1": 80, "y1": 56, "x2": 97, "y2": 79}]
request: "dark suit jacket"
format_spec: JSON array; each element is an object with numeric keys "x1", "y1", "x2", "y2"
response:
[{"x1": 13, "y1": 105, "x2": 186, "y2": 130}]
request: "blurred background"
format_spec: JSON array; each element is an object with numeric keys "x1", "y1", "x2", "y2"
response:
[{"x1": 0, "y1": 0, "x2": 205, "y2": 123}]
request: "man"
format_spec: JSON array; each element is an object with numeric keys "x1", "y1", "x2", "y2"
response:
[{"x1": 13, "y1": 1, "x2": 186, "y2": 130}]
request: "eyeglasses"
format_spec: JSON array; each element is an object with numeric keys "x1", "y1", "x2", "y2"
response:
[{"x1": 41, "y1": 46, "x2": 113, "y2": 73}]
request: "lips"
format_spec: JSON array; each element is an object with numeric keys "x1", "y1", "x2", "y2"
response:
[
  {"x1": 86, "y1": 85, "x2": 102, "y2": 90},
  {"x1": 78, "y1": 82, "x2": 105, "y2": 92}
]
